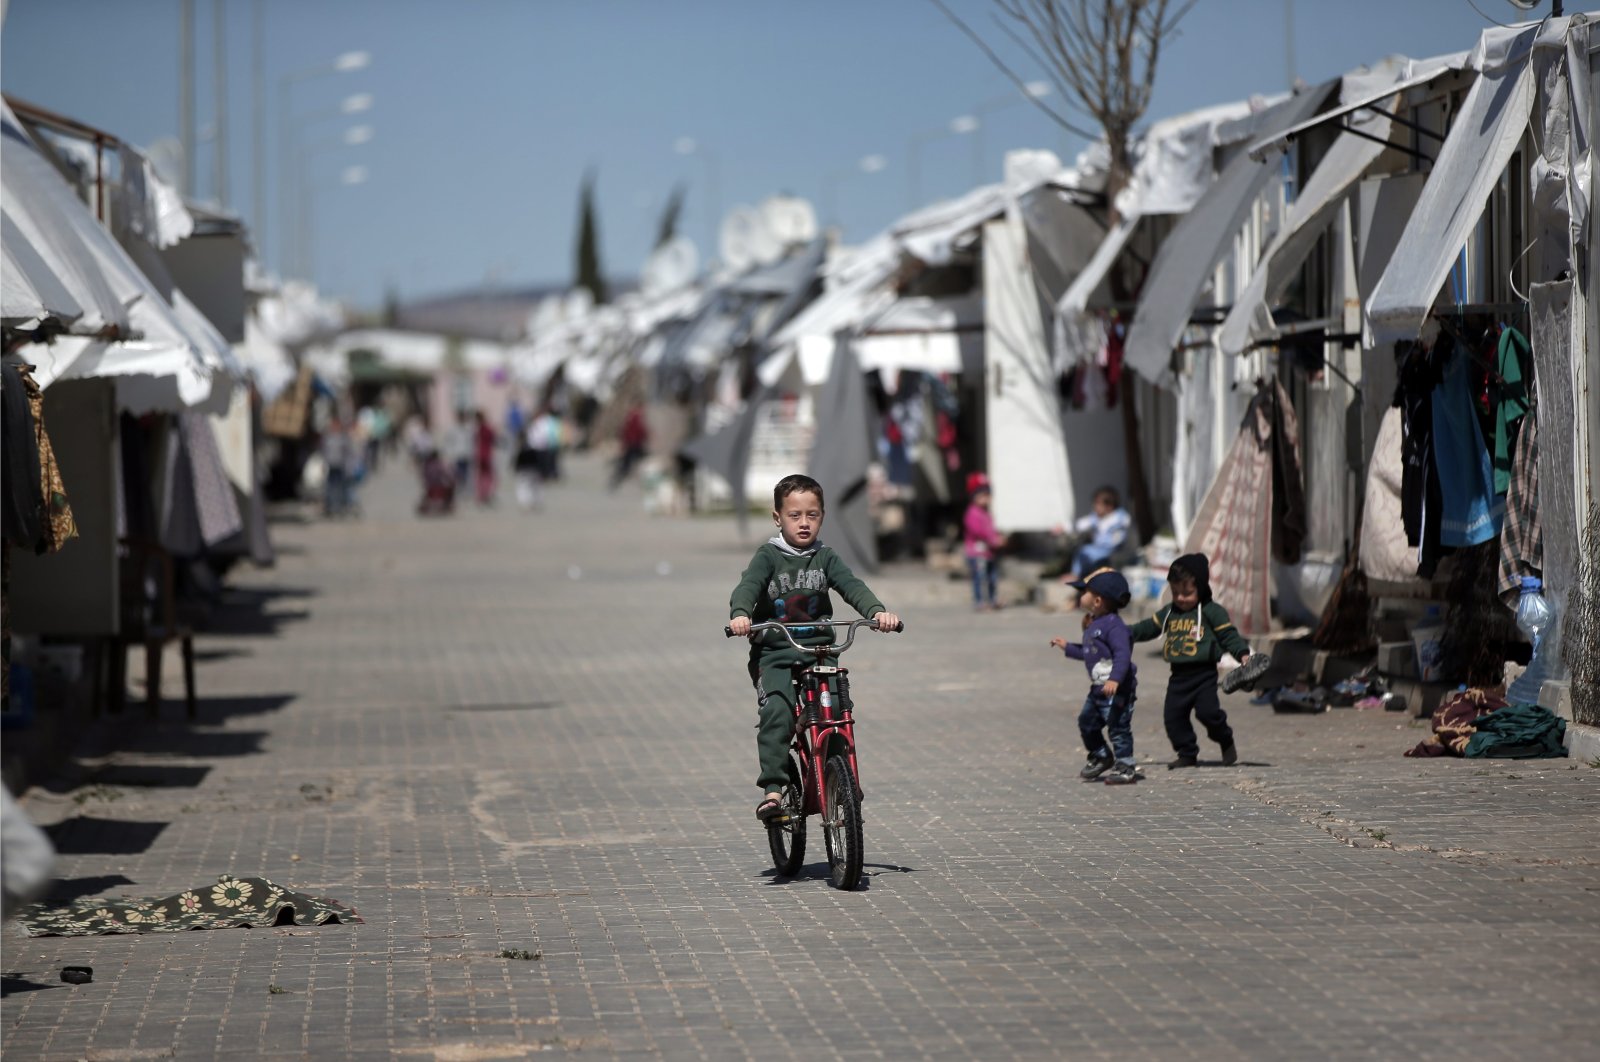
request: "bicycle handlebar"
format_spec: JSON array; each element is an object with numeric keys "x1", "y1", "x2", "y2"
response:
[{"x1": 723, "y1": 617, "x2": 904, "y2": 654}]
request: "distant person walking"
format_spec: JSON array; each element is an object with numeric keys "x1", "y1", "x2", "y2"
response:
[
  {"x1": 610, "y1": 402, "x2": 649, "y2": 491},
  {"x1": 473, "y1": 410, "x2": 497, "y2": 506},
  {"x1": 443, "y1": 414, "x2": 472, "y2": 494}
]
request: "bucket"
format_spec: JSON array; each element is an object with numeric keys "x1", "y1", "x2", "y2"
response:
[{"x1": 1410, "y1": 620, "x2": 1445, "y2": 682}]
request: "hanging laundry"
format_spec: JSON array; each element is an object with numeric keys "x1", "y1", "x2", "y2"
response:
[
  {"x1": 1359, "y1": 407, "x2": 1423, "y2": 584},
  {"x1": 1, "y1": 362, "x2": 45, "y2": 551},
  {"x1": 1394, "y1": 338, "x2": 1446, "y2": 576},
  {"x1": 1432, "y1": 338, "x2": 1503, "y2": 548},
  {"x1": 1497, "y1": 410, "x2": 1541, "y2": 607},
  {"x1": 1268, "y1": 378, "x2": 1305, "y2": 565},
  {"x1": 23, "y1": 365, "x2": 77, "y2": 552},
  {"x1": 1491, "y1": 325, "x2": 1531, "y2": 494}
]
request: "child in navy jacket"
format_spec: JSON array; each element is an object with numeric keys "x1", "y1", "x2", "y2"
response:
[{"x1": 1051, "y1": 568, "x2": 1140, "y2": 784}]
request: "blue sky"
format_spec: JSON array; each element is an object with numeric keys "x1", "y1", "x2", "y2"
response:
[{"x1": 2, "y1": 0, "x2": 1537, "y2": 309}]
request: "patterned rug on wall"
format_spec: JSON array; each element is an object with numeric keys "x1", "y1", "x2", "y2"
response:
[{"x1": 15, "y1": 876, "x2": 362, "y2": 936}]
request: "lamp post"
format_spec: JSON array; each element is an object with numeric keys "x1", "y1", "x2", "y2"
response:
[
  {"x1": 276, "y1": 49, "x2": 370, "y2": 275},
  {"x1": 297, "y1": 130, "x2": 372, "y2": 285},
  {"x1": 908, "y1": 114, "x2": 978, "y2": 210},
  {"x1": 970, "y1": 80, "x2": 1051, "y2": 186},
  {"x1": 820, "y1": 154, "x2": 888, "y2": 232},
  {"x1": 673, "y1": 137, "x2": 720, "y2": 265}
]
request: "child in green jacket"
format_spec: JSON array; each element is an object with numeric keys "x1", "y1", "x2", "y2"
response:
[
  {"x1": 1127, "y1": 553, "x2": 1257, "y2": 768},
  {"x1": 728, "y1": 475, "x2": 900, "y2": 821}
]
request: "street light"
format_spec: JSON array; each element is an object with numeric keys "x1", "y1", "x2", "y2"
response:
[
  {"x1": 908, "y1": 114, "x2": 979, "y2": 210},
  {"x1": 821, "y1": 154, "x2": 889, "y2": 229},
  {"x1": 971, "y1": 81, "x2": 1052, "y2": 186},
  {"x1": 293, "y1": 124, "x2": 373, "y2": 279},
  {"x1": 674, "y1": 136, "x2": 720, "y2": 264},
  {"x1": 276, "y1": 49, "x2": 372, "y2": 275}
]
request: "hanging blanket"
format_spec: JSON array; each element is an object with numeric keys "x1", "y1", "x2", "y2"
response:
[
  {"x1": 15, "y1": 875, "x2": 361, "y2": 937},
  {"x1": 1182, "y1": 382, "x2": 1274, "y2": 634}
]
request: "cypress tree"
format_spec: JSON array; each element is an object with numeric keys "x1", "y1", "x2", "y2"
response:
[{"x1": 574, "y1": 169, "x2": 608, "y2": 305}]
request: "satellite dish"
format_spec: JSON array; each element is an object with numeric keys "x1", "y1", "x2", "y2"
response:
[
  {"x1": 563, "y1": 287, "x2": 594, "y2": 320},
  {"x1": 761, "y1": 196, "x2": 817, "y2": 247},
  {"x1": 719, "y1": 205, "x2": 782, "y2": 271},
  {"x1": 641, "y1": 236, "x2": 699, "y2": 296}
]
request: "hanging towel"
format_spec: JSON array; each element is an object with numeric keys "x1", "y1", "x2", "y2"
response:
[
  {"x1": 1432, "y1": 344, "x2": 1502, "y2": 547},
  {"x1": 1497, "y1": 410, "x2": 1541, "y2": 607},
  {"x1": 1491, "y1": 326, "x2": 1531, "y2": 494}
]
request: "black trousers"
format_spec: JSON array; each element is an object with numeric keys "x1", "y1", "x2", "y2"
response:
[{"x1": 1163, "y1": 665, "x2": 1233, "y2": 758}]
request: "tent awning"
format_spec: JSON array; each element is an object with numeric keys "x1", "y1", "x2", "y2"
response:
[
  {"x1": 1219, "y1": 127, "x2": 1390, "y2": 354},
  {"x1": 1121, "y1": 80, "x2": 1340, "y2": 386},
  {"x1": 2, "y1": 203, "x2": 84, "y2": 329},
  {"x1": 1366, "y1": 24, "x2": 1541, "y2": 340},
  {"x1": 1246, "y1": 54, "x2": 1471, "y2": 161}
]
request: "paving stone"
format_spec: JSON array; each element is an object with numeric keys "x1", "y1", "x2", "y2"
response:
[{"x1": 3, "y1": 455, "x2": 1597, "y2": 1059}]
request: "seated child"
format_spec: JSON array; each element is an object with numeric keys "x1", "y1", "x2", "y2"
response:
[
  {"x1": 1051, "y1": 568, "x2": 1139, "y2": 785},
  {"x1": 1126, "y1": 553, "x2": 1254, "y2": 768},
  {"x1": 1070, "y1": 486, "x2": 1133, "y2": 577},
  {"x1": 728, "y1": 474, "x2": 900, "y2": 821}
]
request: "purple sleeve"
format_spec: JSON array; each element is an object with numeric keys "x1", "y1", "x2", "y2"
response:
[
  {"x1": 1105, "y1": 621, "x2": 1133, "y2": 684},
  {"x1": 1061, "y1": 642, "x2": 1086, "y2": 661}
]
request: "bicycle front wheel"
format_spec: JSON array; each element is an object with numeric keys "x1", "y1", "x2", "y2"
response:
[
  {"x1": 821, "y1": 754, "x2": 863, "y2": 890},
  {"x1": 767, "y1": 752, "x2": 806, "y2": 876}
]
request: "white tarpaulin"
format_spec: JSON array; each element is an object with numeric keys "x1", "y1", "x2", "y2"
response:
[
  {"x1": 1, "y1": 203, "x2": 83, "y2": 328},
  {"x1": 854, "y1": 293, "x2": 982, "y2": 376},
  {"x1": 1, "y1": 104, "x2": 130, "y2": 335},
  {"x1": 1366, "y1": 23, "x2": 1541, "y2": 340},
  {"x1": 233, "y1": 311, "x2": 296, "y2": 403},
  {"x1": 982, "y1": 215, "x2": 1074, "y2": 531},
  {"x1": 1122, "y1": 81, "x2": 1339, "y2": 387}
]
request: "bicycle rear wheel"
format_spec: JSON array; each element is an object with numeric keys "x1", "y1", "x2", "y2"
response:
[
  {"x1": 767, "y1": 753, "x2": 806, "y2": 876},
  {"x1": 821, "y1": 754, "x2": 863, "y2": 890}
]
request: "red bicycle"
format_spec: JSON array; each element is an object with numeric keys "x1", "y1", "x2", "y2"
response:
[{"x1": 724, "y1": 618, "x2": 902, "y2": 890}]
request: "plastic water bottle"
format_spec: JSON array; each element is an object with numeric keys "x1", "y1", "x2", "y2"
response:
[{"x1": 1507, "y1": 576, "x2": 1554, "y2": 703}]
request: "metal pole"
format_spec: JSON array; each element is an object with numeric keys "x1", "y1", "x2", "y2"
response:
[
  {"x1": 1285, "y1": 0, "x2": 1295, "y2": 91},
  {"x1": 704, "y1": 148, "x2": 719, "y2": 266},
  {"x1": 180, "y1": 0, "x2": 195, "y2": 195},
  {"x1": 907, "y1": 138, "x2": 920, "y2": 210},
  {"x1": 278, "y1": 77, "x2": 292, "y2": 275},
  {"x1": 252, "y1": 0, "x2": 264, "y2": 241},
  {"x1": 213, "y1": 0, "x2": 228, "y2": 205}
]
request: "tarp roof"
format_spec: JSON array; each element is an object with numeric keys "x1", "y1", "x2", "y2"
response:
[
  {"x1": 1121, "y1": 79, "x2": 1340, "y2": 386},
  {"x1": 1222, "y1": 53, "x2": 1475, "y2": 354},
  {"x1": 1367, "y1": 19, "x2": 1556, "y2": 340}
]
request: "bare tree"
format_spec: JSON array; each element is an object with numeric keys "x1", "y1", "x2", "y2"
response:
[{"x1": 932, "y1": 0, "x2": 1196, "y2": 541}]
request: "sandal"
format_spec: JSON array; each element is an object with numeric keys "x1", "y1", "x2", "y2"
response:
[
  {"x1": 1221, "y1": 652, "x2": 1272, "y2": 694},
  {"x1": 755, "y1": 796, "x2": 787, "y2": 822}
]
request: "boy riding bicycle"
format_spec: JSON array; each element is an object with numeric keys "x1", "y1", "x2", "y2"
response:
[{"x1": 728, "y1": 475, "x2": 899, "y2": 822}]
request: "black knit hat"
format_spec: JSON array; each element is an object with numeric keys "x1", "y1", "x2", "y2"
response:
[{"x1": 1168, "y1": 553, "x2": 1214, "y2": 604}]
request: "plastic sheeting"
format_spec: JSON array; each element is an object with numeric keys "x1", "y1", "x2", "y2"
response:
[
  {"x1": 1121, "y1": 81, "x2": 1338, "y2": 387},
  {"x1": 1, "y1": 204, "x2": 83, "y2": 328},
  {"x1": 982, "y1": 215, "x2": 1075, "y2": 531},
  {"x1": 1366, "y1": 23, "x2": 1541, "y2": 340},
  {"x1": 806, "y1": 338, "x2": 877, "y2": 574}
]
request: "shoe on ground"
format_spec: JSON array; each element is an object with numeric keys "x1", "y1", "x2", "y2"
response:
[
  {"x1": 1103, "y1": 763, "x2": 1140, "y2": 785},
  {"x1": 1167, "y1": 755, "x2": 1198, "y2": 770},
  {"x1": 1079, "y1": 755, "x2": 1113, "y2": 781},
  {"x1": 1220, "y1": 743, "x2": 1238, "y2": 766}
]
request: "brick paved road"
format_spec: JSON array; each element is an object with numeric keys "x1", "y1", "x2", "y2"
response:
[{"x1": 5, "y1": 456, "x2": 1598, "y2": 1059}]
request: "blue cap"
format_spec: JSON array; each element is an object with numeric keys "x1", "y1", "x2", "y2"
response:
[{"x1": 1069, "y1": 567, "x2": 1131, "y2": 607}]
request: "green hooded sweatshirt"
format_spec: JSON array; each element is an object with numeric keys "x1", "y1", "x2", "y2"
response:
[{"x1": 729, "y1": 536, "x2": 885, "y2": 660}]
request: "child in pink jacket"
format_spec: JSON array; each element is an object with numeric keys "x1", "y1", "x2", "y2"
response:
[{"x1": 963, "y1": 478, "x2": 1006, "y2": 611}]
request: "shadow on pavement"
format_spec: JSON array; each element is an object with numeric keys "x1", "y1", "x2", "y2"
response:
[
  {"x1": 120, "y1": 730, "x2": 270, "y2": 759},
  {"x1": 92, "y1": 765, "x2": 212, "y2": 789},
  {"x1": 40, "y1": 873, "x2": 137, "y2": 905},
  {"x1": 44, "y1": 817, "x2": 167, "y2": 856},
  {"x1": 1, "y1": 976, "x2": 61, "y2": 998},
  {"x1": 202, "y1": 586, "x2": 315, "y2": 638},
  {"x1": 191, "y1": 693, "x2": 297, "y2": 724}
]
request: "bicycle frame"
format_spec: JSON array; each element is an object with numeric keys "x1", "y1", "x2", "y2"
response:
[{"x1": 725, "y1": 619, "x2": 887, "y2": 811}]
